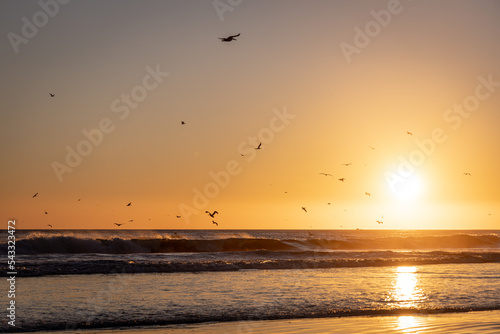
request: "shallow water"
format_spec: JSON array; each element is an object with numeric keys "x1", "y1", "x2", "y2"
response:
[{"x1": 5, "y1": 262, "x2": 500, "y2": 332}]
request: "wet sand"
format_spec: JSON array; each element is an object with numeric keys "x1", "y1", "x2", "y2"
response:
[{"x1": 53, "y1": 310, "x2": 500, "y2": 334}]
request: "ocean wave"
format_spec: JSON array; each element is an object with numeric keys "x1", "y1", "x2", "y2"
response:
[
  {"x1": 7, "y1": 250, "x2": 500, "y2": 277},
  {"x1": 3, "y1": 233, "x2": 499, "y2": 255}
]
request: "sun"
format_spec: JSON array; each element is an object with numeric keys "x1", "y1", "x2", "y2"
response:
[{"x1": 390, "y1": 174, "x2": 424, "y2": 202}]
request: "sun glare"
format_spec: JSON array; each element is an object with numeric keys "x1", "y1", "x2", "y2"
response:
[{"x1": 390, "y1": 174, "x2": 424, "y2": 202}]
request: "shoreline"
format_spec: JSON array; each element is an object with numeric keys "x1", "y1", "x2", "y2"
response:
[{"x1": 39, "y1": 310, "x2": 500, "y2": 334}]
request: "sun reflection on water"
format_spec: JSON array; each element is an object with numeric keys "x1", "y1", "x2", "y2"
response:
[
  {"x1": 387, "y1": 266, "x2": 425, "y2": 309},
  {"x1": 397, "y1": 315, "x2": 420, "y2": 333}
]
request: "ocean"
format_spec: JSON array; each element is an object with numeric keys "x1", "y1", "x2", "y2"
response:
[{"x1": 2, "y1": 229, "x2": 500, "y2": 332}]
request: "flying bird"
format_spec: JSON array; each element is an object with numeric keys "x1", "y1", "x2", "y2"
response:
[
  {"x1": 368, "y1": 146, "x2": 377, "y2": 151},
  {"x1": 338, "y1": 178, "x2": 345, "y2": 182},
  {"x1": 114, "y1": 223, "x2": 124, "y2": 227},
  {"x1": 176, "y1": 215, "x2": 181, "y2": 218},
  {"x1": 49, "y1": 93, "x2": 55, "y2": 97},
  {"x1": 365, "y1": 192, "x2": 371, "y2": 196},
  {"x1": 302, "y1": 207, "x2": 307, "y2": 213},
  {"x1": 77, "y1": 198, "x2": 81, "y2": 201},
  {"x1": 32, "y1": 192, "x2": 38, "y2": 198},
  {"x1": 376, "y1": 220, "x2": 383, "y2": 224},
  {"x1": 129, "y1": 220, "x2": 134, "y2": 222},
  {"x1": 342, "y1": 163, "x2": 352, "y2": 166},
  {"x1": 463, "y1": 173, "x2": 471, "y2": 176},
  {"x1": 255, "y1": 142, "x2": 262, "y2": 150},
  {"x1": 318, "y1": 173, "x2": 333, "y2": 177},
  {"x1": 219, "y1": 33, "x2": 240, "y2": 42},
  {"x1": 212, "y1": 221, "x2": 218, "y2": 226},
  {"x1": 181, "y1": 121, "x2": 186, "y2": 125},
  {"x1": 44, "y1": 211, "x2": 48, "y2": 214},
  {"x1": 126, "y1": 202, "x2": 131, "y2": 206},
  {"x1": 407, "y1": 131, "x2": 413, "y2": 135},
  {"x1": 47, "y1": 224, "x2": 53, "y2": 228},
  {"x1": 206, "y1": 210, "x2": 219, "y2": 218}
]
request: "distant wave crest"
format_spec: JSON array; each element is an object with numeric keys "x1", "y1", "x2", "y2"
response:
[{"x1": 3, "y1": 233, "x2": 499, "y2": 255}]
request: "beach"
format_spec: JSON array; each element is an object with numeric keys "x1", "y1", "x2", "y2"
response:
[
  {"x1": 2, "y1": 230, "x2": 500, "y2": 333},
  {"x1": 42, "y1": 310, "x2": 500, "y2": 334}
]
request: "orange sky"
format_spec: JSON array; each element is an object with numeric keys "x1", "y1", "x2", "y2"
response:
[{"x1": 1, "y1": 0, "x2": 499, "y2": 229}]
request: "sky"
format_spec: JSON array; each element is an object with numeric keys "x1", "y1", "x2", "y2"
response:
[{"x1": 1, "y1": 0, "x2": 499, "y2": 230}]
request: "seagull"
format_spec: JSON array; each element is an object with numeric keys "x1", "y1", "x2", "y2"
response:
[
  {"x1": 129, "y1": 219, "x2": 134, "y2": 222},
  {"x1": 407, "y1": 131, "x2": 413, "y2": 135},
  {"x1": 206, "y1": 210, "x2": 219, "y2": 218},
  {"x1": 342, "y1": 163, "x2": 352, "y2": 166},
  {"x1": 338, "y1": 178, "x2": 345, "y2": 182},
  {"x1": 365, "y1": 192, "x2": 371, "y2": 196},
  {"x1": 302, "y1": 207, "x2": 307, "y2": 213},
  {"x1": 49, "y1": 93, "x2": 55, "y2": 97},
  {"x1": 463, "y1": 173, "x2": 471, "y2": 176},
  {"x1": 212, "y1": 221, "x2": 218, "y2": 226},
  {"x1": 33, "y1": 192, "x2": 38, "y2": 198},
  {"x1": 181, "y1": 121, "x2": 186, "y2": 125},
  {"x1": 126, "y1": 202, "x2": 131, "y2": 206},
  {"x1": 368, "y1": 146, "x2": 377, "y2": 151},
  {"x1": 176, "y1": 215, "x2": 181, "y2": 218},
  {"x1": 376, "y1": 220, "x2": 383, "y2": 224},
  {"x1": 318, "y1": 173, "x2": 333, "y2": 177},
  {"x1": 47, "y1": 224, "x2": 53, "y2": 228},
  {"x1": 114, "y1": 223, "x2": 124, "y2": 227},
  {"x1": 255, "y1": 142, "x2": 262, "y2": 150},
  {"x1": 219, "y1": 33, "x2": 240, "y2": 42},
  {"x1": 44, "y1": 211, "x2": 48, "y2": 214}
]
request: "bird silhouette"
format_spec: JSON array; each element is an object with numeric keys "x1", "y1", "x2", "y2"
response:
[
  {"x1": 365, "y1": 192, "x2": 371, "y2": 196},
  {"x1": 44, "y1": 211, "x2": 48, "y2": 214},
  {"x1": 377, "y1": 220, "x2": 383, "y2": 224},
  {"x1": 212, "y1": 221, "x2": 218, "y2": 226},
  {"x1": 407, "y1": 131, "x2": 413, "y2": 135},
  {"x1": 219, "y1": 33, "x2": 240, "y2": 42},
  {"x1": 302, "y1": 207, "x2": 307, "y2": 213},
  {"x1": 342, "y1": 163, "x2": 352, "y2": 166},
  {"x1": 47, "y1": 224, "x2": 53, "y2": 228},
  {"x1": 255, "y1": 142, "x2": 262, "y2": 150},
  {"x1": 176, "y1": 215, "x2": 181, "y2": 218},
  {"x1": 77, "y1": 198, "x2": 81, "y2": 201},
  {"x1": 368, "y1": 146, "x2": 377, "y2": 150},
  {"x1": 49, "y1": 93, "x2": 55, "y2": 97},
  {"x1": 32, "y1": 192, "x2": 38, "y2": 198},
  {"x1": 338, "y1": 178, "x2": 345, "y2": 182},
  {"x1": 308, "y1": 231, "x2": 313, "y2": 236},
  {"x1": 318, "y1": 173, "x2": 333, "y2": 176},
  {"x1": 181, "y1": 121, "x2": 186, "y2": 125},
  {"x1": 206, "y1": 210, "x2": 219, "y2": 218},
  {"x1": 463, "y1": 173, "x2": 471, "y2": 176},
  {"x1": 114, "y1": 223, "x2": 124, "y2": 227},
  {"x1": 129, "y1": 219, "x2": 134, "y2": 222},
  {"x1": 126, "y1": 202, "x2": 131, "y2": 206}
]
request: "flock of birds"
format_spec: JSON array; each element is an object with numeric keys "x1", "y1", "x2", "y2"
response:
[{"x1": 38, "y1": 34, "x2": 483, "y2": 229}]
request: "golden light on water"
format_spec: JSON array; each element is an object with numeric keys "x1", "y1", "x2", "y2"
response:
[
  {"x1": 387, "y1": 266, "x2": 425, "y2": 309},
  {"x1": 397, "y1": 316, "x2": 420, "y2": 333}
]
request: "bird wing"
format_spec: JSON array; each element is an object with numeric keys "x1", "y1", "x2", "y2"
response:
[{"x1": 230, "y1": 33, "x2": 241, "y2": 38}]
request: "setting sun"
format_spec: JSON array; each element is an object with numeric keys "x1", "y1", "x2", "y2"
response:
[{"x1": 390, "y1": 174, "x2": 425, "y2": 202}]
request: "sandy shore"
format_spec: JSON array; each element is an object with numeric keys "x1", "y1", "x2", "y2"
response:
[{"x1": 48, "y1": 310, "x2": 500, "y2": 334}]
